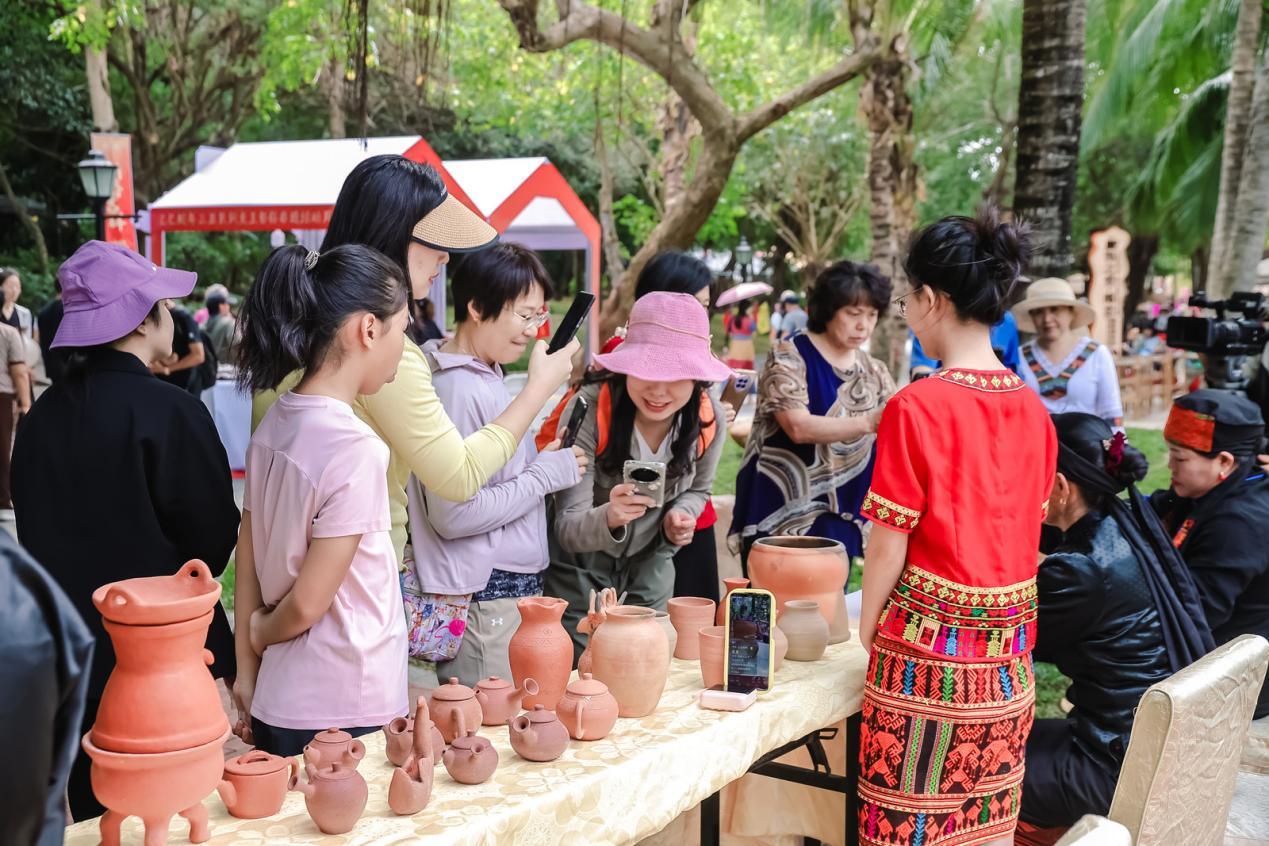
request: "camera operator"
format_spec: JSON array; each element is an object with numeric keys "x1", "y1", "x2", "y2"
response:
[{"x1": 1151, "y1": 390, "x2": 1269, "y2": 718}]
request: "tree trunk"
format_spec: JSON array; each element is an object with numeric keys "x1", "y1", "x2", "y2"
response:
[
  {"x1": 1191, "y1": 246, "x2": 1209, "y2": 294},
  {"x1": 1123, "y1": 233, "x2": 1159, "y2": 327},
  {"x1": 326, "y1": 58, "x2": 347, "y2": 139},
  {"x1": 0, "y1": 160, "x2": 49, "y2": 275},
  {"x1": 86, "y1": 48, "x2": 118, "y2": 132},
  {"x1": 1207, "y1": 0, "x2": 1263, "y2": 291},
  {"x1": 1013, "y1": 0, "x2": 1085, "y2": 278},
  {"x1": 1214, "y1": 51, "x2": 1269, "y2": 296}
]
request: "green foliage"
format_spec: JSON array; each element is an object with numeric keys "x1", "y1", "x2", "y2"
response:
[{"x1": 165, "y1": 232, "x2": 275, "y2": 295}]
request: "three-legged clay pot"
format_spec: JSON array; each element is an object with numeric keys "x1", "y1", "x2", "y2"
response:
[
  {"x1": 83, "y1": 728, "x2": 230, "y2": 846},
  {"x1": 556, "y1": 673, "x2": 619, "y2": 741},
  {"x1": 747, "y1": 536, "x2": 851, "y2": 643},
  {"x1": 303, "y1": 728, "x2": 366, "y2": 771},
  {"x1": 509, "y1": 705, "x2": 570, "y2": 762},
  {"x1": 388, "y1": 695, "x2": 435, "y2": 815},
  {"x1": 654, "y1": 610, "x2": 677, "y2": 662},
  {"x1": 668, "y1": 597, "x2": 715, "y2": 660},
  {"x1": 428, "y1": 678, "x2": 484, "y2": 745},
  {"x1": 295, "y1": 762, "x2": 367, "y2": 835},
  {"x1": 778, "y1": 599, "x2": 830, "y2": 661},
  {"x1": 218, "y1": 750, "x2": 299, "y2": 820},
  {"x1": 590, "y1": 606, "x2": 669, "y2": 718},
  {"x1": 716, "y1": 577, "x2": 751, "y2": 625},
  {"x1": 442, "y1": 730, "x2": 499, "y2": 785},
  {"x1": 699, "y1": 626, "x2": 726, "y2": 689},
  {"x1": 509, "y1": 596, "x2": 573, "y2": 710},
  {"x1": 475, "y1": 675, "x2": 539, "y2": 726}
]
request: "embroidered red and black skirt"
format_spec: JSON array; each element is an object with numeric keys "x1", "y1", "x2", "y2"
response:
[{"x1": 859, "y1": 565, "x2": 1037, "y2": 846}]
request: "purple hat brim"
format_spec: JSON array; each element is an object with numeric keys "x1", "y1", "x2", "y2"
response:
[
  {"x1": 592, "y1": 341, "x2": 735, "y2": 384},
  {"x1": 52, "y1": 265, "x2": 197, "y2": 349}
]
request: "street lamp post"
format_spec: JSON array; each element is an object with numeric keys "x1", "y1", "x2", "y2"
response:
[
  {"x1": 77, "y1": 150, "x2": 118, "y2": 241},
  {"x1": 735, "y1": 237, "x2": 753, "y2": 283}
]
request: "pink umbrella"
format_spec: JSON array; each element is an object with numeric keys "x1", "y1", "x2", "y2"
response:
[{"x1": 715, "y1": 281, "x2": 773, "y2": 307}]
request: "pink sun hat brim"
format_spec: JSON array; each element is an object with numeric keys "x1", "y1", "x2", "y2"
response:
[{"x1": 592, "y1": 291, "x2": 735, "y2": 383}]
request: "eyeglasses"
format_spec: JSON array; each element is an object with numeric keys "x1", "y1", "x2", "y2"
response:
[
  {"x1": 891, "y1": 290, "x2": 915, "y2": 318},
  {"x1": 510, "y1": 308, "x2": 550, "y2": 331}
]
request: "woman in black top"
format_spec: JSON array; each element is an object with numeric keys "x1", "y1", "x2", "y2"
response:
[{"x1": 11, "y1": 242, "x2": 239, "y2": 821}]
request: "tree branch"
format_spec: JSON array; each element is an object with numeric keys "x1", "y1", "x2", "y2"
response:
[
  {"x1": 736, "y1": 48, "x2": 879, "y2": 141},
  {"x1": 594, "y1": 122, "x2": 628, "y2": 281},
  {"x1": 0, "y1": 159, "x2": 49, "y2": 275}
]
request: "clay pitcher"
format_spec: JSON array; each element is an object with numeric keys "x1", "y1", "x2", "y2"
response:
[
  {"x1": 508, "y1": 705, "x2": 570, "y2": 762},
  {"x1": 388, "y1": 696, "x2": 435, "y2": 815},
  {"x1": 428, "y1": 678, "x2": 483, "y2": 745},
  {"x1": 699, "y1": 625, "x2": 726, "y2": 689},
  {"x1": 667, "y1": 597, "x2": 715, "y2": 660},
  {"x1": 590, "y1": 605, "x2": 669, "y2": 718},
  {"x1": 295, "y1": 762, "x2": 367, "y2": 835},
  {"x1": 556, "y1": 673, "x2": 619, "y2": 741},
  {"x1": 508, "y1": 596, "x2": 572, "y2": 710},
  {"x1": 716, "y1": 577, "x2": 751, "y2": 625},
  {"x1": 747, "y1": 536, "x2": 851, "y2": 643},
  {"x1": 654, "y1": 610, "x2": 677, "y2": 661},
  {"x1": 779, "y1": 599, "x2": 830, "y2": 661},
  {"x1": 475, "y1": 676, "x2": 540, "y2": 726},
  {"x1": 442, "y1": 729, "x2": 499, "y2": 785},
  {"x1": 218, "y1": 750, "x2": 299, "y2": 820},
  {"x1": 303, "y1": 728, "x2": 366, "y2": 771}
]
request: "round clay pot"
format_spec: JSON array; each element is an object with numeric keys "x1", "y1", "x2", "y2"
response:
[
  {"x1": 748, "y1": 536, "x2": 851, "y2": 643},
  {"x1": 556, "y1": 673, "x2": 619, "y2": 741},
  {"x1": 82, "y1": 728, "x2": 229, "y2": 845},
  {"x1": 428, "y1": 678, "x2": 484, "y2": 745},
  {"x1": 654, "y1": 610, "x2": 677, "y2": 662},
  {"x1": 716, "y1": 577, "x2": 751, "y2": 625},
  {"x1": 698, "y1": 626, "x2": 726, "y2": 689},
  {"x1": 590, "y1": 606, "x2": 669, "y2": 718},
  {"x1": 303, "y1": 728, "x2": 367, "y2": 771},
  {"x1": 475, "y1": 676, "x2": 539, "y2": 726},
  {"x1": 509, "y1": 705, "x2": 570, "y2": 762},
  {"x1": 668, "y1": 597, "x2": 715, "y2": 660},
  {"x1": 442, "y1": 731, "x2": 499, "y2": 785},
  {"x1": 91, "y1": 609, "x2": 228, "y2": 754},
  {"x1": 218, "y1": 750, "x2": 299, "y2": 820},
  {"x1": 773, "y1": 615, "x2": 788, "y2": 671},
  {"x1": 383, "y1": 717, "x2": 415, "y2": 768},
  {"x1": 779, "y1": 599, "x2": 830, "y2": 661},
  {"x1": 508, "y1": 596, "x2": 573, "y2": 710},
  {"x1": 296, "y1": 762, "x2": 367, "y2": 835}
]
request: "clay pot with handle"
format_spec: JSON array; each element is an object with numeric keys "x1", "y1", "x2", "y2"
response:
[
  {"x1": 217, "y1": 750, "x2": 299, "y2": 820},
  {"x1": 294, "y1": 762, "x2": 367, "y2": 835},
  {"x1": 667, "y1": 597, "x2": 715, "y2": 660},
  {"x1": 442, "y1": 727, "x2": 498, "y2": 785},
  {"x1": 747, "y1": 536, "x2": 851, "y2": 643},
  {"x1": 428, "y1": 677, "x2": 484, "y2": 745},
  {"x1": 778, "y1": 599, "x2": 830, "y2": 661},
  {"x1": 303, "y1": 728, "x2": 366, "y2": 771},
  {"x1": 555, "y1": 673, "x2": 619, "y2": 741},
  {"x1": 509, "y1": 596, "x2": 573, "y2": 709},
  {"x1": 509, "y1": 704, "x2": 570, "y2": 762},
  {"x1": 590, "y1": 605, "x2": 669, "y2": 718},
  {"x1": 716, "y1": 577, "x2": 751, "y2": 625},
  {"x1": 475, "y1": 676, "x2": 539, "y2": 726},
  {"x1": 388, "y1": 696, "x2": 435, "y2": 815}
]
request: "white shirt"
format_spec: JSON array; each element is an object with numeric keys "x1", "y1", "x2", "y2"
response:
[{"x1": 1020, "y1": 336, "x2": 1124, "y2": 422}]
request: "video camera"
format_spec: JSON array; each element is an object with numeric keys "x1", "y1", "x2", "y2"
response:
[{"x1": 1167, "y1": 292, "x2": 1268, "y2": 392}]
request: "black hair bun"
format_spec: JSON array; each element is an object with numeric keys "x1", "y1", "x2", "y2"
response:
[
  {"x1": 1109, "y1": 442, "x2": 1150, "y2": 486},
  {"x1": 971, "y1": 204, "x2": 1031, "y2": 297}
]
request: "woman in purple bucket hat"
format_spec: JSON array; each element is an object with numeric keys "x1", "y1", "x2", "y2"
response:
[{"x1": 544, "y1": 291, "x2": 733, "y2": 658}]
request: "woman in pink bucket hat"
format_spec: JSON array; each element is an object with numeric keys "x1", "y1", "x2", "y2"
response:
[{"x1": 544, "y1": 292, "x2": 733, "y2": 657}]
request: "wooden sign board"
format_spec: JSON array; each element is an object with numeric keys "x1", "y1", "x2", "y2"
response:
[{"x1": 1087, "y1": 227, "x2": 1131, "y2": 348}]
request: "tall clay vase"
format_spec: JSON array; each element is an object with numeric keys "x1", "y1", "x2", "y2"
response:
[
  {"x1": 698, "y1": 626, "x2": 725, "y2": 689},
  {"x1": 590, "y1": 606, "x2": 669, "y2": 717},
  {"x1": 778, "y1": 600, "x2": 830, "y2": 661},
  {"x1": 748, "y1": 536, "x2": 851, "y2": 644},
  {"x1": 654, "y1": 611, "x2": 677, "y2": 661},
  {"x1": 668, "y1": 597, "x2": 715, "y2": 660},
  {"x1": 508, "y1": 596, "x2": 572, "y2": 710},
  {"x1": 716, "y1": 577, "x2": 751, "y2": 626}
]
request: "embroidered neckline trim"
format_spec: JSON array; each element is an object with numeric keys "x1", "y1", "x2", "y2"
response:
[{"x1": 934, "y1": 369, "x2": 1024, "y2": 392}]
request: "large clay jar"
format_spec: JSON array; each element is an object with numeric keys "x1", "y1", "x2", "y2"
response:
[
  {"x1": 295, "y1": 762, "x2": 367, "y2": 835},
  {"x1": 303, "y1": 728, "x2": 366, "y2": 771},
  {"x1": 509, "y1": 705, "x2": 570, "y2": 762},
  {"x1": 475, "y1": 675, "x2": 539, "y2": 726},
  {"x1": 508, "y1": 596, "x2": 573, "y2": 710},
  {"x1": 779, "y1": 599, "x2": 830, "y2": 661},
  {"x1": 699, "y1": 626, "x2": 726, "y2": 689},
  {"x1": 218, "y1": 750, "x2": 299, "y2": 820},
  {"x1": 590, "y1": 605, "x2": 669, "y2": 718},
  {"x1": 82, "y1": 728, "x2": 229, "y2": 846},
  {"x1": 654, "y1": 611, "x2": 677, "y2": 661},
  {"x1": 716, "y1": 577, "x2": 751, "y2": 625},
  {"x1": 442, "y1": 731, "x2": 499, "y2": 785},
  {"x1": 556, "y1": 673, "x2": 619, "y2": 741},
  {"x1": 748, "y1": 536, "x2": 851, "y2": 643},
  {"x1": 90, "y1": 561, "x2": 227, "y2": 754},
  {"x1": 428, "y1": 678, "x2": 484, "y2": 745},
  {"x1": 668, "y1": 597, "x2": 715, "y2": 660}
]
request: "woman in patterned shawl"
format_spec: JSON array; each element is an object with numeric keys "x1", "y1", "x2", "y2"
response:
[{"x1": 729, "y1": 261, "x2": 895, "y2": 568}]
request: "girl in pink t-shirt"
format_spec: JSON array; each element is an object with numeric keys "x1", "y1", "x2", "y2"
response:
[{"x1": 230, "y1": 244, "x2": 411, "y2": 756}]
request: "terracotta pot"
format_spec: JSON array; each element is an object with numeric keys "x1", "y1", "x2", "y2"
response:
[
  {"x1": 428, "y1": 678, "x2": 484, "y2": 745},
  {"x1": 91, "y1": 559, "x2": 221, "y2": 627},
  {"x1": 302, "y1": 728, "x2": 366, "y2": 771},
  {"x1": 699, "y1": 626, "x2": 725, "y2": 689},
  {"x1": 773, "y1": 615, "x2": 788, "y2": 671},
  {"x1": 475, "y1": 675, "x2": 539, "y2": 726},
  {"x1": 654, "y1": 611, "x2": 677, "y2": 661},
  {"x1": 91, "y1": 610, "x2": 228, "y2": 755},
  {"x1": 748, "y1": 536, "x2": 851, "y2": 643},
  {"x1": 556, "y1": 673, "x2": 619, "y2": 741},
  {"x1": 590, "y1": 605, "x2": 669, "y2": 718},
  {"x1": 508, "y1": 596, "x2": 573, "y2": 710},
  {"x1": 716, "y1": 577, "x2": 751, "y2": 625},
  {"x1": 218, "y1": 750, "x2": 299, "y2": 820},
  {"x1": 82, "y1": 727, "x2": 229, "y2": 846},
  {"x1": 509, "y1": 705, "x2": 570, "y2": 762},
  {"x1": 295, "y1": 762, "x2": 367, "y2": 835},
  {"x1": 779, "y1": 599, "x2": 830, "y2": 661},
  {"x1": 442, "y1": 731, "x2": 498, "y2": 785},
  {"x1": 667, "y1": 597, "x2": 715, "y2": 660},
  {"x1": 388, "y1": 751, "x2": 434, "y2": 816},
  {"x1": 385, "y1": 696, "x2": 442, "y2": 768}
]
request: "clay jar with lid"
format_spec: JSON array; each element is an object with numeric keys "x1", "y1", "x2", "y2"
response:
[
  {"x1": 428, "y1": 678, "x2": 484, "y2": 745},
  {"x1": 555, "y1": 673, "x2": 619, "y2": 741},
  {"x1": 778, "y1": 599, "x2": 830, "y2": 661},
  {"x1": 303, "y1": 728, "x2": 367, "y2": 770},
  {"x1": 509, "y1": 705, "x2": 570, "y2": 762},
  {"x1": 218, "y1": 750, "x2": 299, "y2": 820},
  {"x1": 668, "y1": 597, "x2": 715, "y2": 660},
  {"x1": 747, "y1": 536, "x2": 851, "y2": 643},
  {"x1": 475, "y1": 675, "x2": 539, "y2": 726},
  {"x1": 442, "y1": 731, "x2": 499, "y2": 785},
  {"x1": 508, "y1": 596, "x2": 573, "y2": 710},
  {"x1": 295, "y1": 762, "x2": 367, "y2": 835},
  {"x1": 590, "y1": 605, "x2": 669, "y2": 718}
]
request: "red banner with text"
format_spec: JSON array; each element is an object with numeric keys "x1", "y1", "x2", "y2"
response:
[{"x1": 90, "y1": 132, "x2": 138, "y2": 250}]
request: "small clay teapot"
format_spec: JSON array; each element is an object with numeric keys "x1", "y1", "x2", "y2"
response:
[
  {"x1": 303, "y1": 728, "x2": 366, "y2": 771},
  {"x1": 428, "y1": 678, "x2": 484, "y2": 745},
  {"x1": 294, "y1": 762, "x2": 367, "y2": 835},
  {"x1": 555, "y1": 673, "x2": 619, "y2": 741},
  {"x1": 217, "y1": 750, "x2": 299, "y2": 820},
  {"x1": 388, "y1": 696, "x2": 435, "y2": 815},
  {"x1": 442, "y1": 730, "x2": 498, "y2": 785},
  {"x1": 384, "y1": 697, "x2": 447, "y2": 768},
  {"x1": 475, "y1": 675, "x2": 540, "y2": 726},
  {"x1": 509, "y1": 704, "x2": 570, "y2": 762}
]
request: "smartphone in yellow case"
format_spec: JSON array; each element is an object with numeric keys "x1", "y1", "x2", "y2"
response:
[{"x1": 723, "y1": 588, "x2": 776, "y2": 693}]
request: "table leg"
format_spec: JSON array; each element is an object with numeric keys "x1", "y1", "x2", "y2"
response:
[
  {"x1": 845, "y1": 712, "x2": 861, "y2": 846},
  {"x1": 700, "y1": 790, "x2": 721, "y2": 846}
]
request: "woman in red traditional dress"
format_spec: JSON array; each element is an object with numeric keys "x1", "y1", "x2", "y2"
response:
[{"x1": 858, "y1": 207, "x2": 1057, "y2": 846}]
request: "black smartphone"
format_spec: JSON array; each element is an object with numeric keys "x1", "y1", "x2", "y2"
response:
[
  {"x1": 546, "y1": 291, "x2": 597, "y2": 354},
  {"x1": 724, "y1": 588, "x2": 776, "y2": 694},
  {"x1": 559, "y1": 395, "x2": 589, "y2": 449}
]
